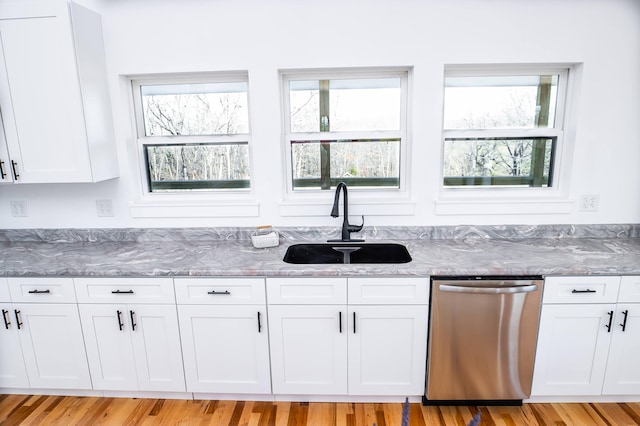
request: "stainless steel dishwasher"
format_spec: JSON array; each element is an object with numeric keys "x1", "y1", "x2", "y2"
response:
[{"x1": 424, "y1": 276, "x2": 543, "y2": 405}]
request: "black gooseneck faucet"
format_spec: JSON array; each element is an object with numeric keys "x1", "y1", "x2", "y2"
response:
[{"x1": 328, "y1": 182, "x2": 364, "y2": 242}]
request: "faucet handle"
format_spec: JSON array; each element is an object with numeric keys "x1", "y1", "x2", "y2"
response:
[{"x1": 347, "y1": 215, "x2": 364, "y2": 233}]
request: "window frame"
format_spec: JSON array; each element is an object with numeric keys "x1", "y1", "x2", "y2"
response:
[
  {"x1": 130, "y1": 72, "x2": 253, "y2": 196},
  {"x1": 440, "y1": 65, "x2": 570, "y2": 191},
  {"x1": 281, "y1": 67, "x2": 410, "y2": 195}
]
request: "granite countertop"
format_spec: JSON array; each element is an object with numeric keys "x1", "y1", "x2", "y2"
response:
[{"x1": 1, "y1": 225, "x2": 639, "y2": 278}]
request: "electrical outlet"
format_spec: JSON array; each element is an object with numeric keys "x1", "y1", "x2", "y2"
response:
[
  {"x1": 580, "y1": 194, "x2": 599, "y2": 212},
  {"x1": 10, "y1": 200, "x2": 28, "y2": 217},
  {"x1": 96, "y1": 199, "x2": 114, "y2": 217}
]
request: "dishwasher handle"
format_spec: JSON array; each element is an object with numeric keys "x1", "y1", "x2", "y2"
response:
[{"x1": 438, "y1": 284, "x2": 539, "y2": 294}]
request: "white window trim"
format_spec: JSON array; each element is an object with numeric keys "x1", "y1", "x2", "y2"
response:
[
  {"x1": 279, "y1": 67, "x2": 415, "y2": 217},
  {"x1": 435, "y1": 64, "x2": 579, "y2": 215},
  {"x1": 127, "y1": 72, "x2": 259, "y2": 218}
]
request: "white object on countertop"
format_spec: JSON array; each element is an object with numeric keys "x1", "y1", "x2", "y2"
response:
[{"x1": 251, "y1": 227, "x2": 280, "y2": 248}]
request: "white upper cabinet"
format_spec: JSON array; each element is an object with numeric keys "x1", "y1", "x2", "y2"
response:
[{"x1": 0, "y1": 1, "x2": 118, "y2": 183}]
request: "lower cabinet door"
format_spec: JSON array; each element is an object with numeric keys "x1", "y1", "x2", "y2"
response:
[
  {"x1": 348, "y1": 305, "x2": 428, "y2": 395},
  {"x1": 80, "y1": 304, "x2": 186, "y2": 392},
  {"x1": 532, "y1": 304, "x2": 614, "y2": 396},
  {"x1": 129, "y1": 304, "x2": 185, "y2": 392},
  {"x1": 602, "y1": 304, "x2": 640, "y2": 395},
  {"x1": 16, "y1": 303, "x2": 92, "y2": 389},
  {"x1": 0, "y1": 304, "x2": 29, "y2": 388},
  {"x1": 178, "y1": 304, "x2": 271, "y2": 394},
  {"x1": 268, "y1": 305, "x2": 347, "y2": 395},
  {"x1": 79, "y1": 304, "x2": 138, "y2": 391}
]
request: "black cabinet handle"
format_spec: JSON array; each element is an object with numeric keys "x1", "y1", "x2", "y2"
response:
[
  {"x1": 111, "y1": 289, "x2": 134, "y2": 294},
  {"x1": 207, "y1": 290, "x2": 231, "y2": 295},
  {"x1": 10, "y1": 160, "x2": 18, "y2": 180},
  {"x1": 0, "y1": 160, "x2": 6, "y2": 179},
  {"x1": 2, "y1": 309, "x2": 10, "y2": 329},
  {"x1": 620, "y1": 309, "x2": 629, "y2": 332},
  {"x1": 353, "y1": 312, "x2": 356, "y2": 334},
  {"x1": 572, "y1": 289, "x2": 596, "y2": 294},
  {"x1": 339, "y1": 312, "x2": 342, "y2": 333},
  {"x1": 605, "y1": 310, "x2": 614, "y2": 332},
  {"x1": 28, "y1": 289, "x2": 50, "y2": 294},
  {"x1": 257, "y1": 311, "x2": 262, "y2": 333},
  {"x1": 130, "y1": 310, "x2": 136, "y2": 331},
  {"x1": 116, "y1": 310, "x2": 124, "y2": 331},
  {"x1": 15, "y1": 310, "x2": 22, "y2": 330}
]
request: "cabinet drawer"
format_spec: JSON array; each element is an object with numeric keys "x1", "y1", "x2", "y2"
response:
[
  {"x1": 618, "y1": 276, "x2": 640, "y2": 303},
  {"x1": 0, "y1": 277, "x2": 9, "y2": 302},
  {"x1": 348, "y1": 277, "x2": 429, "y2": 305},
  {"x1": 74, "y1": 278, "x2": 175, "y2": 304},
  {"x1": 174, "y1": 277, "x2": 265, "y2": 304},
  {"x1": 543, "y1": 276, "x2": 621, "y2": 304},
  {"x1": 266, "y1": 278, "x2": 347, "y2": 304},
  {"x1": 8, "y1": 277, "x2": 76, "y2": 303}
]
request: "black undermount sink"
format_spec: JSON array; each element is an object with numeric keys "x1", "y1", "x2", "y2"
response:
[{"x1": 283, "y1": 243, "x2": 412, "y2": 264}]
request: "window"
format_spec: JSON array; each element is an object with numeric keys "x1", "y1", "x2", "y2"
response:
[
  {"x1": 442, "y1": 67, "x2": 568, "y2": 188},
  {"x1": 132, "y1": 74, "x2": 251, "y2": 192},
  {"x1": 282, "y1": 69, "x2": 408, "y2": 191}
]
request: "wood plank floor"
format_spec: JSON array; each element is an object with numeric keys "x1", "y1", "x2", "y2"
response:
[{"x1": 2, "y1": 395, "x2": 640, "y2": 425}]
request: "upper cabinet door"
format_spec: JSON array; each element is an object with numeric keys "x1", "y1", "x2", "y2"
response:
[
  {"x1": 0, "y1": 113, "x2": 14, "y2": 183},
  {"x1": 0, "y1": 1, "x2": 118, "y2": 183}
]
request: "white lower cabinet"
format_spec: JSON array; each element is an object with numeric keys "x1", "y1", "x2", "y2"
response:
[
  {"x1": 0, "y1": 277, "x2": 29, "y2": 388},
  {"x1": 16, "y1": 303, "x2": 92, "y2": 389},
  {"x1": 267, "y1": 277, "x2": 429, "y2": 396},
  {"x1": 268, "y1": 304, "x2": 348, "y2": 395},
  {"x1": 602, "y1": 304, "x2": 640, "y2": 394},
  {"x1": 1, "y1": 302, "x2": 91, "y2": 390},
  {"x1": 532, "y1": 303, "x2": 614, "y2": 395},
  {"x1": 348, "y1": 305, "x2": 428, "y2": 395},
  {"x1": 2, "y1": 275, "x2": 430, "y2": 399},
  {"x1": 175, "y1": 278, "x2": 271, "y2": 394},
  {"x1": 0, "y1": 304, "x2": 29, "y2": 388},
  {"x1": 178, "y1": 305, "x2": 271, "y2": 394},
  {"x1": 75, "y1": 278, "x2": 185, "y2": 392},
  {"x1": 532, "y1": 275, "x2": 640, "y2": 397},
  {"x1": 1, "y1": 278, "x2": 91, "y2": 390},
  {"x1": 79, "y1": 304, "x2": 185, "y2": 392}
]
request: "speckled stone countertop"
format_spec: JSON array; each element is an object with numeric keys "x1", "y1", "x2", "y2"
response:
[{"x1": 1, "y1": 225, "x2": 639, "y2": 277}]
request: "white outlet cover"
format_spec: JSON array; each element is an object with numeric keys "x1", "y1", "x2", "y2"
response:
[
  {"x1": 9, "y1": 200, "x2": 28, "y2": 217},
  {"x1": 96, "y1": 199, "x2": 114, "y2": 217},
  {"x1": 580, "y1": 195, "x2": 599, "y2": 211}
]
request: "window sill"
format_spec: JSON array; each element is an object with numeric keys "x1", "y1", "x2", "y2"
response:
[
  {"x1": 434, "y1": 199, "x2": 573, "y2": 215},
  {"x1": 129, "y1": 200, "x2": 260, "y2": 218},
  {"x1": 279, "y1": 199, "x2": 416, "y2": 217}
]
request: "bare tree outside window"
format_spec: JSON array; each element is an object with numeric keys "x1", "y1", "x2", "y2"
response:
[
  {"x1": 442, "y1": 73, "x2": 562, "y2": 187},
  {"x1": 134, "y1": 80, "x2": 251, "y2": 192},
  {"x1": 286, "y1": 76, "x2": 405, "y2": 190}
]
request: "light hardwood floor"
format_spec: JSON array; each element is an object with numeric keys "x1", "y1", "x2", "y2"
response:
[{"x1": 1, "y1": 395, "x2": 640, "y2": 425}]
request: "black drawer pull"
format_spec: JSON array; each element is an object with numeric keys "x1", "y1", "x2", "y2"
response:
[
  {"x1": 111, "y1": 290, "x2": 134, "y2": 294},
  {"x1": 339, "y1": 312, "x2": 342, "y2": 333},
  {"x1": 257, "y1": 311, "x2": 262, "y2": 333},
  {"x1": 0, "y1": 160, "x2": 6, "y2": 179},
  {"x1": 28, "y1": 289, "x2": 51, "y2": 294},
  {"x1": 572, "y1": 289, "x2": 596, "y2": 294},
  {"x1": 207, "y1": 290, "x2": 231, "y2": 295}
]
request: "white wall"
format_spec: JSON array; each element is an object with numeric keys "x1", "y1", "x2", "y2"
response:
[{"x1": 1, "y1": 0, "x2": 639, "y2": 229}]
